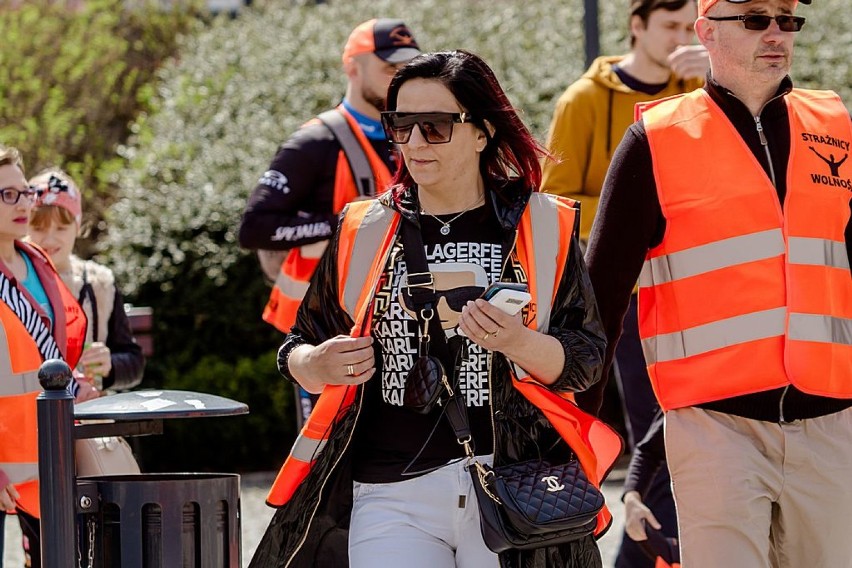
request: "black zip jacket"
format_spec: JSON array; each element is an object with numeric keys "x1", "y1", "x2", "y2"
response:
[
  {"x1": 582, "y1": 75, "x2": 852, "y2": 422},
  {"x1": 238, "y1": 120, "x2": 396, "y2": 252},
  {"x1": 102, "y1": 287, "x2": 144, "y2": 390},
  {"x1": 249, "y1": 181, "x2": 612, "y2": 568}
]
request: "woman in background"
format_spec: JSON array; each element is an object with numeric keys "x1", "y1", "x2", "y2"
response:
[
  {"x1": 29, "y1": 169, "x2": 144, "y2": 392},
  {"x1": 0, "y1": 146, "x2": 90, "y2": 567}
]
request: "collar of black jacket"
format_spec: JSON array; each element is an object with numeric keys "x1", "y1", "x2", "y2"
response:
[{"x1": 704, "y1": 73, "x2": 793, "y2": 122}]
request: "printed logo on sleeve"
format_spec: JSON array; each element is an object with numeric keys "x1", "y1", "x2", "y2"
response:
[{"x1": 259, "y1": 170, "x2": 290, "y2": 193}]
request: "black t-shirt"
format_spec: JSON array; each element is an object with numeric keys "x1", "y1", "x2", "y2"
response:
[{"x1": 351, "y1": 203, "x2": 504, "y2": 483}]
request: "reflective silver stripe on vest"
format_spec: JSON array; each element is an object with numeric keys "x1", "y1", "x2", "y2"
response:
[
  {"x1": 318, "y1": 109, "x2": 377, "y2": 197},
  {"x1": 0, "y1": 325, "x2": 41, "y2": 395},
  {"x1": 0, "y1": 370, "x2": 40, "y2": 397},
  {"x1": 788, "y1": 237, "x2": 851, "y2": 271},
  {"x1": 789, "y1": 313, "x2": 852, "y2": 345},
  {"x1": 289, "y1": 433, "x2": 327, "y2": 463},
  {"x1": 0, "y1": 462, "x2": 38, "y2": 485},
  {"x1": 640, "y1": 229, "x2": 785, "y2": 287},
  {"x1": 342, "y1": 201, "x2": 395, "y2": 318},
  {"x1": 526, "y1": 194, "x2": 562, "y2": 332},
  {"x1": 273, "y1": 271, "x2": 310, "y2": 300},
  {"x1": 642, "y1": 307, "x2": 787, "y2": 365}
]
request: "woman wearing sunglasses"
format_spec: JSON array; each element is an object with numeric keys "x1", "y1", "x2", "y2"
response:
[
  {"x1": 0, "y1": 147, "x2": 90, "y2": 567},
  {"x1": 251, "y1": 51, "x2": 620, "y2": 568},
  {"x1": 28, "y1": 169, "x2": 145, "y2": 394}
]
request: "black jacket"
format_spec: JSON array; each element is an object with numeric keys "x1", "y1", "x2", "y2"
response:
[
  {"x1": 249, "y1": 181, "x2": 611, "y2": 568},
  {"x1": 238, "y1": 120, "x2": 396, "y2": 252},
  {"x1": 74, "y1": 261, "x2": 145, "y2": 391}
]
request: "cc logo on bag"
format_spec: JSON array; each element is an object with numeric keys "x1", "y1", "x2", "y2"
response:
[{"x1": 541, "y1": 475, "x2": 565, "y2": 492}]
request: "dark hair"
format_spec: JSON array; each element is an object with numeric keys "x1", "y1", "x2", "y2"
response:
[
  {"x1": 629, "y1": 0, "x2": 694, "y2": 47},
  {"x1": 385, "y1": 50, "x2": 545, "y2": 192}
]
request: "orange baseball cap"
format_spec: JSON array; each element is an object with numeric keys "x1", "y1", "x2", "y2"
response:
[
  {"x1": 342, "y1": 19, "x2": 420, "y2": 65},
  {"x1": 698, "y1": 0, "x2": 810, "y2": 16}
]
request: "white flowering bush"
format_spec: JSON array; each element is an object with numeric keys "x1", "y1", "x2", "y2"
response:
[
  {"x1": 102, "y1": 0, "x2": 595, "y2": 292},
  {"x1": 102, "y1": 0, "x2": 850, "y2": 294}
]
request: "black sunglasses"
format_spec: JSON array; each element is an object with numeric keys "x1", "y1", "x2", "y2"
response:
[
  {"x1": 706, "y1": 14, "x2": 806, "y2": 32},
  {"x1": 381, "y1": 112, "x2": 474, "y2": 144},
  {"x1": 0, "y1": 187, "x2": 37, "y2": 206}
]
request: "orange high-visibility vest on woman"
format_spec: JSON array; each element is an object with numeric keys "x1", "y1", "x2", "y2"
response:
[
  {"x1": 637, "y1": 89, "x2": 852, "y2": 411},
  {"x1": 0, "y1": 242, "x2": 86, "y2": 517},
  {"x1": 266, "y1": 194, "x2": 623, "y2": 536},
  {"x1": 262, "y1": 106, "x2": 393, "y2": 333}
]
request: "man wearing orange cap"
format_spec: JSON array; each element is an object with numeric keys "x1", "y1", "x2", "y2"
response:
[
  {"x1": 586, "y1": 0, "x2": 852, "y2": 565},
  {"x1": 238, "y1": 19, "x2": 420, "y2": 428}
]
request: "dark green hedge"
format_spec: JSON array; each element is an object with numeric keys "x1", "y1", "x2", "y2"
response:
[{"x1": 137, "y1": 348, "x2": 295, "y2": 473}]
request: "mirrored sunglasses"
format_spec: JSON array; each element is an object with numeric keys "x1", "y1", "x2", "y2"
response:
[
  {"x1": 706, "y1": 14, "x2": 806, "y2": 32},
  {"x1": 381, "y1": 112, "x2": 474, "y2": 144}
]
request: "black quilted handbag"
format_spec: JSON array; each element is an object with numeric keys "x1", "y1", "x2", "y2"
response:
[
  {"x1": 443, "y1": 374, "x2": 605, "y2": 553},
  {"x1": 469, "y1": 457, "x2": 604, "y2": 552}
]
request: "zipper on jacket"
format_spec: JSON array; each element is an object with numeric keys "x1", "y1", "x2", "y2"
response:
[
  {"x1": 754, "y1": 115, "x2": 778, "y2": 187},
  {"x1": 284, "y1": 386, "x2": 365, "y2": 568},
  {"x1": 487, "y1": 230, "x2": 519, "y2": 463},
  {"x1": 487, "y1": 350, "x2": 497, "y2": 459},
  {"x1": 778, "y1": 385, "x2": 790, "y2": 424}
]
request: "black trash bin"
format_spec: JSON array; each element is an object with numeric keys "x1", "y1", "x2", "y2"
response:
[
  {"x1": 79, "y1": 473, "x2": 240, "y2": 568},
  {"x1": 69, "y1": 389, "x2": 249, "y2": 568}
]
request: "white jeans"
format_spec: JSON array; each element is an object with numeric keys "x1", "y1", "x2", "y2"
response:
[{"x1": 349, "y1": 457, "x2": 499, "y2": 568}]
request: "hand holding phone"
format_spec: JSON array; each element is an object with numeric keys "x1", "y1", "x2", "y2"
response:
[
  {"x1": 458, "y1": 283, "x2": 530, "y2": 338},
  {"x1": 481, "y1": 282, "x2": 531, "y2": 315}
]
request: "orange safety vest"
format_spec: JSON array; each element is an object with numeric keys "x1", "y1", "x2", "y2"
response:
[
  {"x1": 637, "y1": 89, "x2": 852, "y2": 411},
  {"x1": 0, "y1": 242, "x2": 86, "y2": 517},
  {"x1": 267, "y1": 194, "x2": 622, "y2": 537},
  {"x1": 262, "y1": 106, "x2": 394, "y2": 333}
]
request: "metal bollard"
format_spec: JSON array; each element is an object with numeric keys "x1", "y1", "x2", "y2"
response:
[{"x1": 37, "y1": 358, "x2": 77, "y2": 568}]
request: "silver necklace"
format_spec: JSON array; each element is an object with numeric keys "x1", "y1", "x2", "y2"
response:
[{"x1": 421, "y1": 197, "x2": 484, "y2": 235}]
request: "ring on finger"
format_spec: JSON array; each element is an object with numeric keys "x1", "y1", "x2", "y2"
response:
[
  {"x1": 493, "y1": 328, "x2": 500, "y2": 337},
  {"x1": 483, "y1": 332, "x2": 490, "y2": 340},
  {"x1": 346, "y1": 364, "x2": 355, "y2": 376}
]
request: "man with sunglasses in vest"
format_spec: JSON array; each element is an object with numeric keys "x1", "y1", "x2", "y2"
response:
[
  {"x1": 542, "y1": 4, "x2": 708, "y2": 566},
  {"x1": 585, "y1": 0, "x2": 852, "y2": 565},
  {"x1": 238, "y1": 19, "x2": 421, "y2": 429}
]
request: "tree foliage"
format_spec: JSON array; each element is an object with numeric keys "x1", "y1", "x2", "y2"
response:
[{"x1": 0, "y1": 0, "x2": 197, "y2": 242}]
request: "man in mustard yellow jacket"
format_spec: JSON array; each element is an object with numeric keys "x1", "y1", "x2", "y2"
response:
[{"x1": 541, "y1": 2, "x2": 707, "y2": 567}]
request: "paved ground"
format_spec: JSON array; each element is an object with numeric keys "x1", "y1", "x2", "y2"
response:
[{"x1": 4, "y1": 469, "x2": 627, "y2": 567}]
